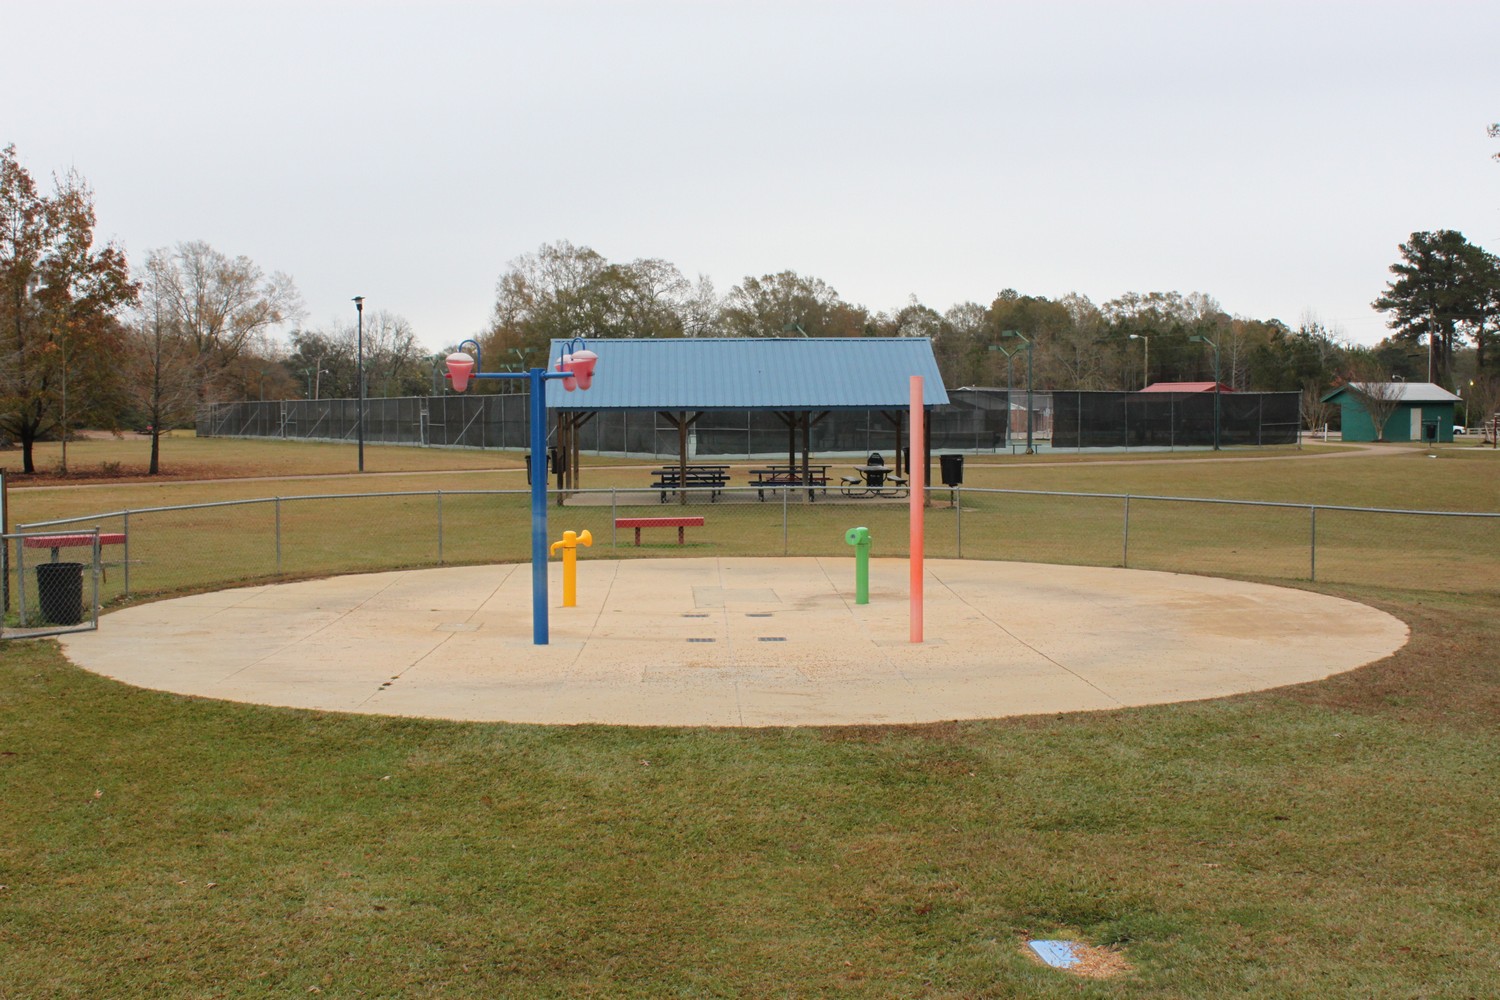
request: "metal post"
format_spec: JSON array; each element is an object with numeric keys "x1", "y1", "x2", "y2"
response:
[
  {"x1": 611, "y1": 488, "x2": 617, "y2": 549},
  {"x1": 437, "y1": 491, "x2": 444, "y2": 565},
  {"x1": 909, "y1": 376, "x2": 925, "y2": 643},
  {"x1": 1190, "y1": 334, "x2": 1221, "y2": 450},
  {"x1": 1025, "y1": 341, "x2": 1034, "y2": 454},
  {"x1": 122, "y1": 510, "x2": 130, "y2": 597},
  {"x1": 353, "y1": 296, "x2": 365, "y2": 472},
  {"x1": 782, "y1": 484, "x2": 790, "y2": 555},
  {"x1": 529, "y1": 368, "x2": 550, "y2": 645},
  {"x1": 90, "y1": 531, "x2": 100, "y2": 627},
  {"x1": 275, "y1": 497, "x2": 282, "y2": 575},
  {"x1": 1122, "y1": 495, "x2": 1131, "y2": 567},
  {"x1": 0, "y1": 468, "x2": 8, "y2": 613},
  {"x1": 1309, "y1": 505, "x2": 1317, "y2": 582},
  {"x1": 955, "y1": 485, "x2": 963, "y2": 558}
]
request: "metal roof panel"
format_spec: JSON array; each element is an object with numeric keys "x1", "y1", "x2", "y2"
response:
[{"x1": 545, "y1": 338, "x2": 950, "y2": 410}]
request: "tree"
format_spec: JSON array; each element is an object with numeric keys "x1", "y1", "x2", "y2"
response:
[
  {"x1": 1342, "y1": 351, "x2": 1407, "y2": 442},
  {"x1": 1247, "y1": 319, "x2": 1347, "y2": 393},
  {"x1": 143, "y1": 241, "x2": 301, "y2": 402},
  {"x1": 1045, "y1": 293, "x2": 1109, "y2": 389},
  {"x1": 125, "y1": 262, "x2": 199, "y2": 474},
  {"x1": 0, "y1": 146, "x2": 135, "y2": 472},
  {"x1": 486, "y1": 241, "x2": 697, "y2": 367},
  {"x1": 1301, "y1": 380, "x2": 1336, "y2": 431},
  {"x1": 1372, "y1": 230, "x2": 1498, "y2": 387},
  {"x1": 285, "y1": 328, "x2": 352, "y2": 399},
  {"x1": 1460, "y1": 374, "x2": 1500, "y2": 435},
  {"x1": 720, "y1": 271, "x2": 867, "y2": 338},
  {"x1": 932, "y1": 301, "x2": 988, "y2": 387}
]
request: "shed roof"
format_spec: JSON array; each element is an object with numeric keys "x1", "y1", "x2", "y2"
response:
[
  {"x1": 1321, "y1": 382, "x2": 1461, "y2": 404},
  {"x1": 1139, "y1": 381, "x2": 1236, "y2": 393},
  {"x1": 545, "y1": 337, "x2": 950, "y2": 411}
]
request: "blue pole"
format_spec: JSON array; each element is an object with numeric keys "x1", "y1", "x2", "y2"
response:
[
  {"x1": 529, "y1": 367, "x2": 550, "y2": 645},
  {"x1": 446, "y1": 338, "x2": 584, "y2": 646}
]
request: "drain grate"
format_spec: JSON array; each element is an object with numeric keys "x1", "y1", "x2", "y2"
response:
[
  {"x1": 757, "y1": 636, "x2": 787, "y2": 642},
  {"x1": 745, "y1": 612, "x2": 774, "y2": 618},
  {"x1": 682, "y1": 613, "x2": 710, "y2": 618},
  {"x1": 686, "y1": 637, "x2": 716, "y2": 643}
]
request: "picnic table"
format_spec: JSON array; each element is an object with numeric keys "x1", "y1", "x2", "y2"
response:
[
  {"x1": 838, "y1": 465, "x2": 910, "y2": 499},
  {"x1": 650, "y1": 465, "x2": 730, "y2": 502},
  {"x1": 747, "y1": 464, "x2": 830, "y2": 501}
]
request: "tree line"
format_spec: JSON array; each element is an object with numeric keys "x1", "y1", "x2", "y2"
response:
[
  {"x1": 480, "y1": 238, "x2": 1500, "y2": 425},
  {"x1": 4, "y1": 144, "x2": 1498, "y2": 475}
]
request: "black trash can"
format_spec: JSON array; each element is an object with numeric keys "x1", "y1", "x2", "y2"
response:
[
  {"x1": 37, "y1": 562, "x2": 84, "y2": 625},
  {"x1": 940, "y1": 453, "x2": 964, "y2": 487},
  {"x1": 525, "y1": 449, "x2": 565, "y2": 486}
]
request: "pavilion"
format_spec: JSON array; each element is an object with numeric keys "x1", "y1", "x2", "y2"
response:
[{"x1": 544, "y1": 337, "x2": 949, "y2": 497}]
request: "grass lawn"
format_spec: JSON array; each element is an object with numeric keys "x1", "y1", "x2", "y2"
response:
[
  {"x1": 2, "y1": 588, "x2": 1496, "y2": 997},
  {"x1": 2, "y1": 434, "x2": 1498, "y2": 995}
]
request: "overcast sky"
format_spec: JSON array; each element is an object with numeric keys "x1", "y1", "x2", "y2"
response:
[{"x1": 5, "y1": 1, "x2": 1496, "y2": 351}]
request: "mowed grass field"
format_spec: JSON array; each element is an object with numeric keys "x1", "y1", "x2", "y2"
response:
[
  {"x1": 8, "y1": 434, "x2": 1497, "y2": 603},
  {"x1": 2, "y1": 434, "x2": 1498, "y2": 997}
]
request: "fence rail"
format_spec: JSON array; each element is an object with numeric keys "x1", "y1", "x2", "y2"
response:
[{"x1": 8, "y1": 487, "x2": 1493, "y2": 632}]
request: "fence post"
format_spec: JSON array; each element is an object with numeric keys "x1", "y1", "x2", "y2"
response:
[
  {"x1": 782, "y1": 486, "x2": 790, "y2": 556},
  {"x1": 611, "y1": 489, "x2": 617, "y2": 549},
  {"x1": 122, "y1": 510, "x2": 130, "y2": 597},
  {"x1": 1122, "y1": 494, "x2": 1131, "y2": 567},
  {"x1": 275, "y1": 497, "x2": 282, "y2": 575},
  {"x1": 437, "y1": 490, "x2": 444, "y2": 565},
  {"x1": 1309, "y1": 505, "x2": 1317, "y2": 582},
  {"x1": 955, "y1": 485, "x2": 963, "y2": 558},
  {"x1": 90, "y1": 530, "x2": 100, "y2": 627}
]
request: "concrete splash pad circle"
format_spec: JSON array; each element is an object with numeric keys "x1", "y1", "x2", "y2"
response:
[{"x1": 59, "y1": 558, "x2": 1408, "y2": 728}]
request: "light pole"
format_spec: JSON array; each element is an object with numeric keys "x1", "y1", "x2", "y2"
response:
[
  {"x1": 1190, "y1": 334, "x2": 1221, "y2": 450},
  {"x1": 1002, "y1": 329, "x2": 1034, "y2": 454},
  {"x1": 305, "y1": 368, "x2": 329, "y2": 399},
  {"x1": 1129, "y1": 333, "x2": 1149, "y2": 390},
  {"x1": 353, "y1": 296, "x2": 365, "y2": 472},
  {"x1": 987, "y1": 342, "x2": 1019, "y2": 448}
]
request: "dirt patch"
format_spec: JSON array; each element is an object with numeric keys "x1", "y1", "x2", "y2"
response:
[
  {"x1": 1023, "y1": 939, "x2": 1132, "y2": 979},
  {"x1": 0, "y1": 462, "x2": 237, "y2": 486}
]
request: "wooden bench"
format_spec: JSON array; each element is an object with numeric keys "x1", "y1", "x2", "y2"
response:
[
  {"x1": 615, "y1": 516, "x2": 705, "y2": 546},
  {"x1": 23, "y1": 532, "x2": 126, "y2": 561}
]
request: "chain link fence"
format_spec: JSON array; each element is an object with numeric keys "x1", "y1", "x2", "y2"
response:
[
  {"x1": 8, "y1": 488, "x2": 1493, "y2": 634},
  {"x1": 200, "y1": 389, "x2": 1302, "y2": 455},
  {"x1": 2, "y1": 529, "x2": 104, "y2": 638}
]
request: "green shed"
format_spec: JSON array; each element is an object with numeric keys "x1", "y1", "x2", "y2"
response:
[{"x1": 1321, "y1": 382, "x2": 1461, "y2": 443}]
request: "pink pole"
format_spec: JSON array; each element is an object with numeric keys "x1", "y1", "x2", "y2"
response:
[{"x1": 910, "y1": 375, "x2": 924, "y2": 643}]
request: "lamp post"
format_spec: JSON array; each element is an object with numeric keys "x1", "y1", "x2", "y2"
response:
[
  {"x1": 1002, "y1": 329, "x2": 1034, "y2": 453},
  {"x1": 987, "y1": 342, "x2": 1019, "y2": 447},
  {"x1": 1129, "y1": 333, "x2": 1149, "y2": 390},
  {"x1": 353, "y1": 296, "x2": 365, "y2": 472},
  {"x1": 1189, "y1": 334, "x2": 1221, "y2": 450}
]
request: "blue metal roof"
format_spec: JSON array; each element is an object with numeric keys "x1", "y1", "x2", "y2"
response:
[{"x1": 545, "y1": 338, "x2": 949, "y2": 411}]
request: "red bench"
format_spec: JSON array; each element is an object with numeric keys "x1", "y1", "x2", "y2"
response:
[
  {"x1": 23, "y1": 532, "x2": 126, "y2": 561},
  {"x1": 615, "y1": 516, "x2": 704, "y2": 546}
]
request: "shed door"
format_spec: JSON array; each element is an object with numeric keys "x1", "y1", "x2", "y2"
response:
[{"x1": 1410, "y1": 407, "x2": 1422, "y2": 440}]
